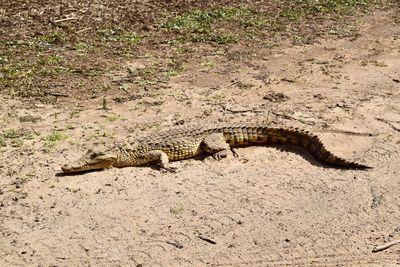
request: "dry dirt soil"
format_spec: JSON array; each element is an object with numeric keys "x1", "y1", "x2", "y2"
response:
[{"x1": 1, "y1": 1, "x2": 400, "y2": 266}]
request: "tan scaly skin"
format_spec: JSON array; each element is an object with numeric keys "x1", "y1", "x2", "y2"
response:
[{"x1": 61, "y1": 124, "x2": 371, "y2": 173}]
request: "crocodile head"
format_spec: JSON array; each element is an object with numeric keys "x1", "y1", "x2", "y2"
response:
[{"x1": 61, "y1": 150, "x2": 117, "y2": 173}]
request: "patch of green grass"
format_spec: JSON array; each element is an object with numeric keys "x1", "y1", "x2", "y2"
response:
[
  {"x1": 98, "y1": 28, "x2": 142, "y2": 45},
  {"x1": 38, "y1": 31, "x2": 66, "y2": 45},
  {"x1": 76, "y1": 42, "x2": 93, "y2": 56},
  {"x1": 134, "y1": 66, "x2": 163, "y2": 88},
  {"x1": 0, "y1": 39, "x2": 69, "y2": 97},
  {"x1": 0, "y1": 54, "x2": 22, "y2": 86},
  {"x1": 3, "y1": 128, "x2": 18, "y2": 139},
  {"x1": 118, "y1": 32, "x2": 142, "y2": 45},
  {"x1": 328, "y1": 23, "x2": 359, "y2": 38},
  {"x1": 2, "y1": 128, "x2": 34, "y2": 140},
  {"x1": 0, "y1": 31, "x2": 68, "y2": 92},
  {"x1": 212, "y1": 48, "x2": 227, "y2": 55},
  {"x1": 190, "y1": 30, "x2": 238, "y2": 44},
  {"x1": 70, "y1": 67, "x2": 100, "y2": 77},
  {"x1": 300, "y1": 0, "x2": 378, "y2": 14},
  {"x1": 0, "y1": 27, "x2": 138, "y2": 77},
  {"x1": 38, "y1": 54, "x2": 64, "y2": 65},
  {"x1": 170, "y1": 206, "x2": 184, "y2": 215},
  {"x1": 69, "y1": 110, "x2": 81, "y2": 119},
  {"x1": 43, "y1": 131, "x2": 69, "y2": 148},
  {"x1": 162, "y1": 7, "x2": 253, "y2": 31},
  {"x1": 44, "y1": 131, "x2": 69, "y2": 142},
  {"x1": 165, "y1": 61, "x2": 185, "y2": 77},
  {"x1": 165, "y1": 68, "x2": 180, "y2": 77},
  {"x1": 141, "y1": 66, "x2": 156, "y2": 76},
  {"x1": 27, "y1": 31, "x2": 67, "y2": 51},
  {"x1": 10, "y1": 139, "x2": 24, "y2": 147},
  {"x1": 0, "y1": 137, "x2": 6, "y2": 147},
  {"x1": 36, "y1": 55, "x2": 68, "y2": 76},
  {"x1": 2, "y1": 31, "x2": 67, "y2": 54},
  {"x1": 201, "y1": 60, "x2": 214, "y2": 68},
  {"x1": 0, "y1": 128, "x2": 34, "y2": 147},
  {"x1": 105, "y1": 114, "x2": 122, "y2": 122},
  {"x1": 137, "y1": 79, "x2": 159, "y2": 87},
  {"x1": 276, "y1": 0, "x2": 378, "y2": 23},
  {"x1": 160, "y1": 1, "x2": 380, "y2": 44},
  {"x1": 161, "y1": 6, "x2": 249, "y2": 44},
  {"x1": 211, "y1": 31, "x2": 238, "y2": 44}
]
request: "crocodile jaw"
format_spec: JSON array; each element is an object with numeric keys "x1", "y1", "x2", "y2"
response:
[{"x1": 61, "y1": 150, "x2": 117, "y2": 173}]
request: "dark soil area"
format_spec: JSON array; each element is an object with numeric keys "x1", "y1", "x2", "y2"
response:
[{"x1": 1, "y1": 0, "x2": 397, "y2": 101}]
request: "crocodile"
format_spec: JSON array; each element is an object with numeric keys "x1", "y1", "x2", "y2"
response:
[{"x1": 61, "y1": 124, "x2": 371, "y2": 173}]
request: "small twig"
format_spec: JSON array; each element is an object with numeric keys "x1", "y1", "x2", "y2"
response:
[
  {"x1": 198, "y1": 235, "x2": 216, "y2": 244},
  {"x1": 375, "y1": 117, "x2": 400, "y2": 132},
  {"x1": 222, "y1": 101, "x2": 230, "y2": 121},
  {"x1": 224, "y1": 80, "x2": 239, "y2": 88},
  {"x1": 76, "y1": 27, "x2": 92, "y2": 34},
  {"x1": 314, "y1": 129, "x2": 377, "y2": 137},
  {"x1": 166, "y1": 240, "x2": 183, "y2": 249},
  {"x1": 53, "y1": 17, "x2": 79, "y2": 23},
  {"x1": 373, "y1": 240, "x2": 400, "y2": 252},
  {"x1": 225, "y1": 108, "x2": 263, "y2": 114},
  {"x1": 45, "y1": 92, "x2": 69, "y2": 97}
]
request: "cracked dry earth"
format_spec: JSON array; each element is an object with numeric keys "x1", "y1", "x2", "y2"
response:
[{"x1": 1, "y1": 11, "x2": 400, "y2": 266}]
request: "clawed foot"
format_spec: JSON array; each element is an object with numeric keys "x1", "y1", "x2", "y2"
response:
[
  {"x1": 213, "y1": 150, "x2": 229, "y2": 160},
  {"x1": 231, "y1": 148, "x2": 240, "y2": 158},
  {"x1": 213, "y1": 149, "x2": 240, "y2": 160},
  {"x1": 160, "y1": 165, "x2": 179, "y2": 173}
]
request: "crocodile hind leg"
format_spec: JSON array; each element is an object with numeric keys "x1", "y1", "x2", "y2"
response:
[{"x1": 201, "y1": 133, "x2": 234, "y2": 160}]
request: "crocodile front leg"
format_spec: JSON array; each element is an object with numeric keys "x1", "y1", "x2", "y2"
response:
[{"x1": 144, "y1": 150, "x2": 178, "y2": 172}]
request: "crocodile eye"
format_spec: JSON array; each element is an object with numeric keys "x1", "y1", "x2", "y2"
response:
[
  {"x1": 90, "y1": 152, "x2": 102, "y2": 159},
  {"x1": 90, "y1": 151, "x2": 106, "y2": 159}
]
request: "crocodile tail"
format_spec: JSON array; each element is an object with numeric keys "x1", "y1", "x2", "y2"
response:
[{"x1": 262, "y1": 127, "x2": 372, "y2": 169}]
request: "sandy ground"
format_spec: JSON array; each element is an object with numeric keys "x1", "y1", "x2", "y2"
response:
[{"x1": 1, "y1": 10, "x2": 400, "y2": 266}]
